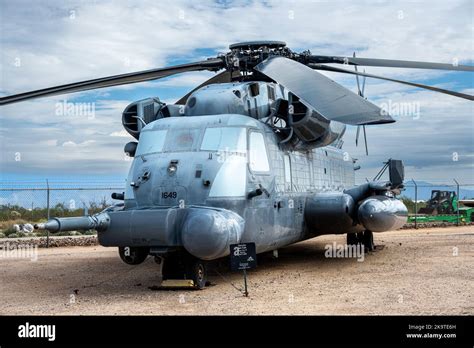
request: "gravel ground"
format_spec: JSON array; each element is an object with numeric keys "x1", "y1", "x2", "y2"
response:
[
  {"x1": 0, "y1": 235, "x2": 98, "y2": 248},
  {"x1": 0, "y1": 226, "x2": 472, "y2": 315}
]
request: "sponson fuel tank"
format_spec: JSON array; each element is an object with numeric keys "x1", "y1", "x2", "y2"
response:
[
  {"x1": 181, "y1": 207, "x2": 244, "y2": 260},
  {"x1": 305, "y1": 193, "x2": 358, "y2": 235},
  {"x1": 304, "y1": 192, "x2": 408, "y2": 235},
  {"x1": 358, "y1": 196, "x2": 408, "y2": 232}
]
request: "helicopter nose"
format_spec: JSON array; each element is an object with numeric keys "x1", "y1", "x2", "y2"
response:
[{"x1": 181, "y1": 208, "x2": 244, "y2": 260}]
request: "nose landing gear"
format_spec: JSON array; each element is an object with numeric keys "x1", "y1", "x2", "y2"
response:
[
  {"x1": 185, "y1": 259, "x2": 207, "y2": 290},
  {"x1": 160, "y1": 252, "x2": 208, "y2": 290},
  {"x1": 119, "y1": 247, "x2": 209, "y2": 289}
]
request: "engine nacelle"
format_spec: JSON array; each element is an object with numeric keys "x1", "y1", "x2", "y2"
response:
[
  {"x1": 291, "y1": 99, "x2": 345, "y2": 146},
  {"x1": 281, "y1": 95, "x2": 346, "y2": 150},
  {"x1": 122, "y1": 98, "x2": 164, "y2": 139},
  {"x1": 184, "y1": 81, "x2": 273, "y2": 119}
]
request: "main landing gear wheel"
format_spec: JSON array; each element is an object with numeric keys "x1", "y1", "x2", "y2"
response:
[
  {"x1": 185, "y1": 258, "x2": 207, "y2": 290},
  {"x1": 118, "y1": 246, "x2": 149, "y2": 265},
  {"x1": 346, "y1": 231, "x2": 375, "y2": 252},
  {"x1": 347, "y1": 232, "x2": 359, "y2": 245}
]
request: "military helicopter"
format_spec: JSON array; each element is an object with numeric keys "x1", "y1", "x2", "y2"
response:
[{"x1": 1, "y1": 41, "x2": 472, "y2": 289}]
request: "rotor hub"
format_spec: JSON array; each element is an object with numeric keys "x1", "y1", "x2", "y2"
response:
[
  {"x1": 225, "y1": 40, "x2": 294, "y2": 72},
  {"x1": 229, "y1": 40, "x2": 287, "y2": 50}
]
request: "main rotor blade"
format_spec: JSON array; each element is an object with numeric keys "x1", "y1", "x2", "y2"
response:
[
  {"x1": 307, "y1": 55, "x2": 474, "y2": 72},
  {"x1": 361, "y1": 71, "x2": 366, "y2": 96},
  {"x1": 175, "y1": 70, "x2": 240, "y2": 105},
  {"x1": 255, "y1": 56, "x2": 393, "y2": 125},
  {"x1": 0, "y1": 58, "x2": 225, "y2": 105},
  {"x1": 363, "y1": 125, "x2": 368, "y2": 156},
  {"x1": 355, "y1": 125, "x2": 360, "y2": 146},
  {"x1": 310, "y1": 64, "x2": 474, "y2": 101},
  {"x1": 353, "y1": 52, "x2": 362, "y2": 96}
]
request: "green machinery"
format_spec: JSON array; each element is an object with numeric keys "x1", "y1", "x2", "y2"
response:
[{"x1": 408, "y1": 190, "x2": 474, "y2": 224}]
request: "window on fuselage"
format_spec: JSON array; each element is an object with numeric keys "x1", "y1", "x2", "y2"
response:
[
  {"x1": 284, "y1": 154, "x2": 292, "y2": 189},
  {"x1": 200, "y1": 127, "x2": 247, "y2": 153},
  {"x1": 249, "y1": 131, "x2": 270, "y2": 172}
]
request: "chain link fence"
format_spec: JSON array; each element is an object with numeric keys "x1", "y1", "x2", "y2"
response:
[
  {"x1": 1, "y1": 179, "x2": 473, "y2": 236},
  {"x1": 397, "y1": 179, "x2": 474, "y2": 228},
  {"x1": 0, "y1": 181, "x2": 125, "y2": 240}
]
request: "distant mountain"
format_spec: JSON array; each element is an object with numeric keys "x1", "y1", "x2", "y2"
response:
[{"x1": 400, "y1": 181, "x2": 474, "y2": 201}]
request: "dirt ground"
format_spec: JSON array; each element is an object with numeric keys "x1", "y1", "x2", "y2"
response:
[{"x1": 0, "y1": 226, "x2": 472, "y2": 315}]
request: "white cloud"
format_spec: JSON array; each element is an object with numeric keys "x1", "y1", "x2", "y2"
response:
[
  {"x1": 61, "y1": 140, "x2": 95, "y2": 147},
  {"x1": 109, "y1": 130, "x2": 131, "y2": 137},
  {"x1": 39, "y1": 139, "x2": 58, "y2": 146},
  {"x1": 0, "y1": 0, "x2": 472, "y2": 182}
]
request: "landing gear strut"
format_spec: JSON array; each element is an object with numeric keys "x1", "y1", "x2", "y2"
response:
[
  {"x1": 347, "y1": 230, "x2": 375, "y2": 252},
  {"x1": 361, "y1": 230, "x2": 375, "y2": 252}
]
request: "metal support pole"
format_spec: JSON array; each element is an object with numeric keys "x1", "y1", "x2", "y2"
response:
[
  {"x1": 454, "y1": 179, "x2": 460, "y2": 226},
  {"x1": 46, "y1": 179, "x2": 50, "y2": 248},
  {"x1": 243, "y1": 269, "x2": 248, "y2": 297},
  {"x1": 412, "y1": 179, "x2": 417, "y2": 229}
]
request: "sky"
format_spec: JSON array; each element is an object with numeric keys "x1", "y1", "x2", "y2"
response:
[{"x1": 0, "y1": 0, "x2": 473, "y2": 186}]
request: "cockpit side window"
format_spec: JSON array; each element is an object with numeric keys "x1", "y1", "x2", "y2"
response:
[
  {"x1": 249, "y1": 83, "x2": 260, "y2": 97},
  {"x1": 248, "y1": 131, "x2": 270, "y2": 172}
]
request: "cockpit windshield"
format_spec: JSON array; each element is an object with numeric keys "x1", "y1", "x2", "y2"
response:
[
  {"x1": 200, "y1": 127, "x2": 247, "y2": 153},
  {"x1": 135, "y1": 126, "x2": 247, "y2": 155},
  {"x1": 164, "y1": 128, "x2": 200, "y2": 152},
  {"x1": 135, "y1": 130, "x2": 167, "y2": 156}
]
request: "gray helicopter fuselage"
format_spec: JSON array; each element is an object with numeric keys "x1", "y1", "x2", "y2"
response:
[
  {"x1": 38, "y1": 80, "x2": 407, "y2": 262},
  {"x1": 98, "y1": 112, "x2": 358, "y2": 259},
  {"x1": 15, "y1": 40, "x2": 468, "y2": 287}
]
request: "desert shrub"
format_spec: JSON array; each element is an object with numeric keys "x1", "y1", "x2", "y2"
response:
[
  {"x1": 56, "y1": 231, "x2": 72, "y2": 236},
  {"x1": 33, "y1": 230, "x2": 49, "y2": 237},
  {"x1": 3, "y1": 226, "x2": 17, "y2": 237}
]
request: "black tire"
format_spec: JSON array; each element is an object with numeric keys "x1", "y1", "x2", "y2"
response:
[
  {"x1": 362, "y1": 230, "x2": 375, "y2": 252},
  {"x1": 347, "y1": 233, "x2": 359, "y2": 245},
  {"x1": 118, "y1": 246, "x2": 149, "y2": 265},
  {"x1": 186, "y1": 258, "x2": 207, "y2": 290}
]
